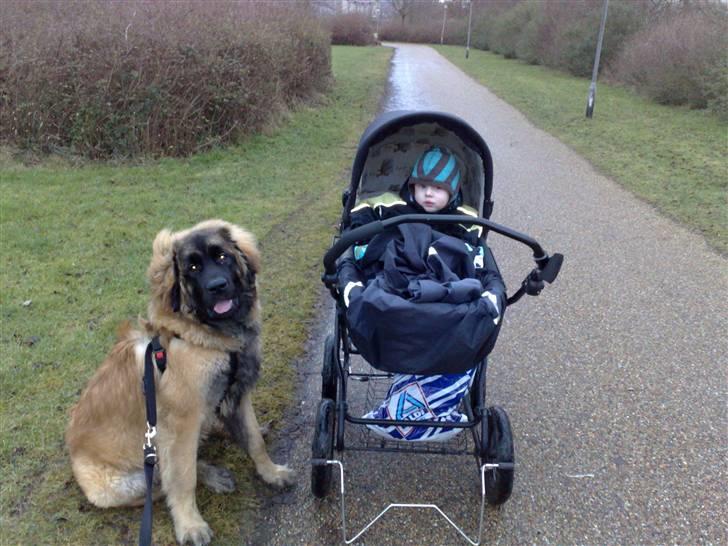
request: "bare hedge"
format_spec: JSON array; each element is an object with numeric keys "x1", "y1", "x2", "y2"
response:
[
  {"x1": 329, "y1": 13, "x2": 377, "y2": 46},
  {"x1": 0, "y1": 2, "x2": 332, "y2": 158},
  {"x1": 379, "y1": 22, "x2": 442, "y2": 44},
  {"x1": 608, "y1": 10, "x2": 728, "y2": 117},
  {"x1": 478, "y1": 0, "x2": 648, "y2": 76},
  {"x1": 379, "y1": 19, "x2": 467, "y2": 46}
]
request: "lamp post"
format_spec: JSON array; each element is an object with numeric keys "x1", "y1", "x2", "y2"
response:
[
  {"x1": 440, "y1": 0, "x2": 449, "y2": 45},
  {"x1": 465, "y1": 0, "x2": 473, "y2": 58},
  {"x1": 585, "y1": 0, "x2": 609, "y2": 118},
  {"x1": 374, "y1": 0, "x2": 381, "y2": 41}
]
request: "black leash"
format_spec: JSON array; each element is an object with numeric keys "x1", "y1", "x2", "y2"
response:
[{"x1": 139, "y1": 336, "x2": 166, "y2": 546}]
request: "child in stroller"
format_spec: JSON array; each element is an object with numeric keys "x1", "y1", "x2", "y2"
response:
[
  {"x1": 315, "y1": 112, "x2": 562, "y2": 534},
  {"x1": 336, "y1": 145, "x2": 507, "y2": 441}
]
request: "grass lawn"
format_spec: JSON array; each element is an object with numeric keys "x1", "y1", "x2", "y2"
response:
[
  {"x1": 0, "y1": 45, "x2": 391, "y2": 545},
  {"x1": 435, "y1": 45, "x2": 727, "y2": 254}
]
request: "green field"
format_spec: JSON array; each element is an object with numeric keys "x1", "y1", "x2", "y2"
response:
[
  {"x1": 0, "y1": 45, "x2": 391, "y2": 545},
  {"x1": 436, "y1": 45, "x2": 727, "y2": 254}
]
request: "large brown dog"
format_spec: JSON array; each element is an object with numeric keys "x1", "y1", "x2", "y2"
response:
[{"x1": 66, "y1": 219, "x2": 294, "y2": 545}]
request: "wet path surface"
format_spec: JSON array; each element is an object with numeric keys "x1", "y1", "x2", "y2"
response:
[{"x1": 250, "y1": 44, "x2": 727, "y2": 545}]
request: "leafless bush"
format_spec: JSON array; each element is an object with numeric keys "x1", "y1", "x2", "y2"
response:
[
  {"x1": 329, "y1": 13, "x2": 377, "y2": 45},
  {"x1": 0, "y1": 1, "x2": 331, "y2": 158},
  {"x1": 474, "y1": 0, "x2": 648, "y2": 75},
  {"x1": 378, "y1": 18, "x2": 467, "y2": 46},
  {"x1": 379, "y1": 21, "x2": 442, "y2": 43},
  {"x1": 608, "y1": 9, "x2": 728, "y2": 110}
]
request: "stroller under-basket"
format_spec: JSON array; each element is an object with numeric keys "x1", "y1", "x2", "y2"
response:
[{"x1": 312, "y1": 111, "x2": 563, "y2": 544}]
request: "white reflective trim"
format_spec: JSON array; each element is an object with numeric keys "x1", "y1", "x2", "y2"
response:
[
  {"x1": 343, "y1": 281, "x2": 363, "y2": 307},
  {"x1": 427, "y1": 246, "x2": 438, "y2": 256},
  {"x1": 351, "y1": 202, "x2": 373, "y2": 212},
  {"x1": 481, "y1": 290, "x2": 500, "y2": 325},
  {"x1": 459, "y1": 223, "x2": 483, "y2": 237},
  {"x1": 456, "y1": 205, "x2": 478, "y2": 217},
  {"x1": 353, "y1": 192, "x2": 406, "y2": 213}
]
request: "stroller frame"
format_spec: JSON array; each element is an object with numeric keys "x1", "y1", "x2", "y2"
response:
[
  {"x1": 311, "y1": 111, "x2": 563, "y2": 544},
  {"x1": 311, "y1": 459, "x2": 499, "y2": 545}
]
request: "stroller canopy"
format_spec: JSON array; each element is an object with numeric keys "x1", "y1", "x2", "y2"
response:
[{"x1": 343, "y1": 111, "x2": 494, "y2": 227}]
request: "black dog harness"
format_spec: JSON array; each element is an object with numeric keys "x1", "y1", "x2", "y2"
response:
[{"x1": 139, "y1": 336, "x2": 166, "y2": 546}]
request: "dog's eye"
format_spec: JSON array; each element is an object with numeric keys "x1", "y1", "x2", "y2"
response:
[
  {"x1": 216, "y1": 252, "x2": 227, "y2": 263},
  {"x1": 189, "y1": 263, "x2": 200, "y2": 273}
]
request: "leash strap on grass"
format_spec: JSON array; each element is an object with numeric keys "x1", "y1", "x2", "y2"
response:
[{"x1": 140, "y1": 336, "x2": 164, "y2": 546}]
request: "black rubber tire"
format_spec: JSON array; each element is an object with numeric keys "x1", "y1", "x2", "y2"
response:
[
  {"x1": 482, "y1": 405, "x2": 515, "y2": 505},
  {"x1": 311, "y1": 398, "x2": 335, "y2": 498},
  {"x1": 321, "y1": 334, "x2": 338, "y2": 401}
]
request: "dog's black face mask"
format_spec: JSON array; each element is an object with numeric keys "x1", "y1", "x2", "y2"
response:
[{"x1": 173, "y1": 229, "x2": 255, "y2": 329}]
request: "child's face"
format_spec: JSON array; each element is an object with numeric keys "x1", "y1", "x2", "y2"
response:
[{"x1": 413, "y1": 183, "x2": 450, "y2": 212}]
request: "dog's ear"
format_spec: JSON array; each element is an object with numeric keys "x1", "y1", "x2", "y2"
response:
[
  {"x1": 225, "y1": 223, "x2": 261, "y2": 278},
  {"x1": 147, "y1": 228, "x2": 179, "y2": 312}
]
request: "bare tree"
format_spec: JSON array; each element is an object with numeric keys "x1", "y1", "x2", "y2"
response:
[{"x1": 390, "y1": 0, "x2": 415, "y2": 25}]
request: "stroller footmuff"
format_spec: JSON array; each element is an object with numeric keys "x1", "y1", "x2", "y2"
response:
[
  {"x1": 314, "y1": 110, "x2": 563, "y2": 544},
  {"x1": 344, "y1": 222, "x2": 503, "y2": 376}
]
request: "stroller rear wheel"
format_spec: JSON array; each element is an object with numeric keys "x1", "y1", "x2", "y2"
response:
[
  {"x1": 321, "y1": 334, "x2": 338, "y2": 401},
  {"x1": 311, "y1": 398, "x2": 336, "y2": 498},
  {"x1": 481, "y1": 405, "x2": 514, "y2": 505}
]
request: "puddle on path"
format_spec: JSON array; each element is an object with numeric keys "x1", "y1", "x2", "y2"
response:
[{"x1": 384, "y1": 45, "x2": 435, "y2": 111}]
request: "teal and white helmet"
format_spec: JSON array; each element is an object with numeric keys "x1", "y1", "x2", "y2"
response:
[{"x1": 408, "y1": 146, "x2": 462, "y2": 202}]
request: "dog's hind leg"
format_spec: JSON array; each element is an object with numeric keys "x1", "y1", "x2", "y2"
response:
[
  {"x1": 72, "y1": 457, "x2": 162, "y2": 508},
  {"x1": 197, "y1": 461, "x2": 235, "y2": 493},
  {"x1": 223, "y1": 392, "x2": 295, "y2": 488}
]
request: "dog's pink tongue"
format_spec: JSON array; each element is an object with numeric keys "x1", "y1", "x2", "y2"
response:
[{"x1": 214, "y1": 299, "x2": 233, "y2": 314}]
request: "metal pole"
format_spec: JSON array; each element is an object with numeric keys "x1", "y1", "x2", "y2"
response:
[
  {"x1": 586, "y1": 0, "x2": 609, "y2": 118},
  {"x1": 375, "y1": 0, "x2": 381, "y2": 41},
  {"x1": 466, "y1": 0, "x2": 473, "y2": 58},
  {"x1": 440, "y1": 3, "x2": 448, "y2": 45}
]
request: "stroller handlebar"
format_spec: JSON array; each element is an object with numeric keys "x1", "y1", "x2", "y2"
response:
[
  {"x1": 322, "y1": 214, "x2": 564, "y2": 304},
  {"x1": 325, "y1": 214, "x2": 546, "y2": 270}
]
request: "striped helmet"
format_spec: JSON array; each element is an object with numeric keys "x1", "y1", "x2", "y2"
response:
[{"x1": 409, "y1": 146, "x2": 462, "y2": 201}]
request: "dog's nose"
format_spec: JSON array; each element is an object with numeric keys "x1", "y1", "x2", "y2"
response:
[{"x1": 206, "y1": 277, "x2": 228, "y2": 293}]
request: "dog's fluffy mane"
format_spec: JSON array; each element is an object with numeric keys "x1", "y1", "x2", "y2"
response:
[{"x1": 144, "y1": 219, "x2": 261, "y2": 353}]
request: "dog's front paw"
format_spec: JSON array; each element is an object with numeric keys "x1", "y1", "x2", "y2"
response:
[
  {"x1": 176, "y1": 520, "x2": 213, "y2": 546},
  {"x1": 260, "y1": 463, "x2": 296, "y2": 488}
]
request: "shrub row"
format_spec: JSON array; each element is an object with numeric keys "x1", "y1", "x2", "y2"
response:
[
  {"x1": 379, "y1": 19, "x2": 468, "y2": 46},
  {"x1": 609, "y1": 11, "x2": 728, "y2": 117},
  {"x1": 0, "y1": 2, "x2": 332, "y2": 158},
  {"x1": 329, "y1": 13, "x2": 378, "y2": 46}
]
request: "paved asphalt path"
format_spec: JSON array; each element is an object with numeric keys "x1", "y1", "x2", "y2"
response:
[{"x1": 249, "y1": 44, "x2": 727, "y2": 545}]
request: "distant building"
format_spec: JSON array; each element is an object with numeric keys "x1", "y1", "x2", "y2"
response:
[{"x1": 338, "y1": 0, "x2": 378, "y2": 16}]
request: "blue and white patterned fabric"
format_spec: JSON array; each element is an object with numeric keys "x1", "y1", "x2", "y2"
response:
[{"x1": 364, "y1": 368, "x2": 476, "y2": 442}]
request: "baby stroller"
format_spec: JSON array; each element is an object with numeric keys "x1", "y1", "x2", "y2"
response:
[{"x1": 312, "y1": 111, "x2": 563, "y2": 544}]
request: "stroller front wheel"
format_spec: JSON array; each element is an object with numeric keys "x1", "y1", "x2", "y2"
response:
[
  {"x1": 321, "y1": 334, "x2": 338, "y2": 401},
  {"x1": 311, "y1": 398, "x2": 336, "y2": 498}
]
